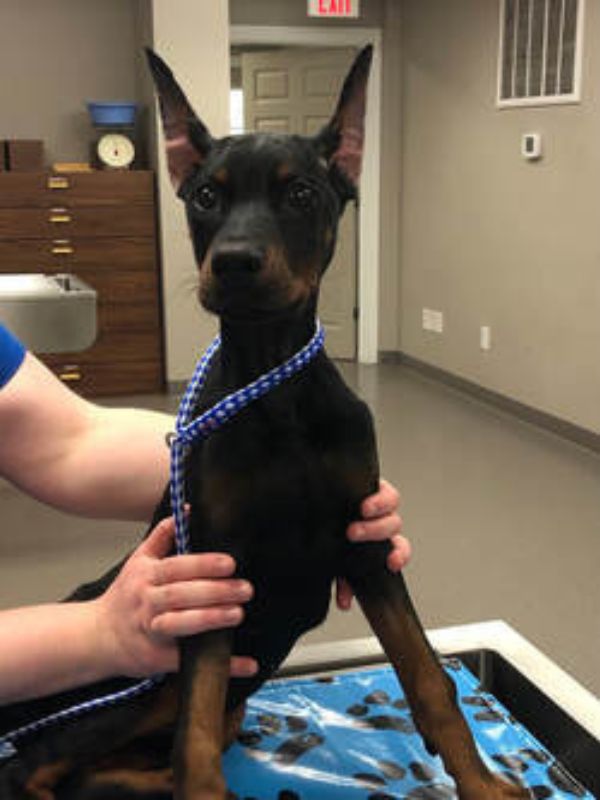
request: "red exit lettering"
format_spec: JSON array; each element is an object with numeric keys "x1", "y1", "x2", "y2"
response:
[{"x1": 318, "y1": 0, "x2": 353, "y2": 16}]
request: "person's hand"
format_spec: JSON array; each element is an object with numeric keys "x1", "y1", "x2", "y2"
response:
[
  {"x1": 337, "y1": 479, "x2": 410, "y2": 610},
  {"x1": 95, "y1": 516, "x2": 258, "y2": 679}
]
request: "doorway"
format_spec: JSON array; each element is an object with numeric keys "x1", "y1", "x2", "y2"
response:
[
  {"x1": 231, "y1": 45, "x2": 358, "y2": 359},
  {"x1": 229, "y1": 25, "x2": 382, "y2": 364}
]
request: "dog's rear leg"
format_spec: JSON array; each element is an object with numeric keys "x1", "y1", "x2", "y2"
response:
[
  {"x1": 173, "y1": 630, "x2": 232, "y2": 800},
  {"x1": 346, "y1": 559, "x2": 528, "y2": 800}
]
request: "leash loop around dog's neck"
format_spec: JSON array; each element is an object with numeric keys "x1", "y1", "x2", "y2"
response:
[
  {"x1": 170, "y1": 319, "x2": 325, "y2": 555},
  {"x1": 0, "y1": 320, "x2": 325, "y2": 762}
]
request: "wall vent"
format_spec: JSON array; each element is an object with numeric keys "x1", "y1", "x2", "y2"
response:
[{"x1": 498, "y1": 0, "x2": 584, "y2": 107}]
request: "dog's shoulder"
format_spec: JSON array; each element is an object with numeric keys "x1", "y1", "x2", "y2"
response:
[{"x1": 304, "y1": 354, "x2": 375, "y2": 437}]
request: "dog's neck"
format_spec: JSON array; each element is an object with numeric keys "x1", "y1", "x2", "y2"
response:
[{"x1": 217, "y1": 305, "x2": 319, "y2": 386}]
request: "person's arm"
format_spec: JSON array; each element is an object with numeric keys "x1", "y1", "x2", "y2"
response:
[
  {"x1": 0, "y1": 352, "x2": 171, "y2": 521},
  {"x1": 0, "y1": 599, "x2": 124, "y2": 703},
  {"x1": 0, "y1": 517, "x2": 258, "y2": 704}
]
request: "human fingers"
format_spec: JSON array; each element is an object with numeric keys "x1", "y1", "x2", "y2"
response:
[
  {"x1": 153, "y1": 552, "x2": 237, "y2": 586},
  {"x1": 230, "y1": 656, "x2": 259, "y2": 678},
  {"x1": 150, "y1": 576, "x2": 253, "y2": 617},
  {"x1": 158, "y1": 653, "x2": 258, "y2": 677},
  {"x1": 347, "y1": 508, "x2": 403, "y2": 543},
  {"x1": 150, "y1": 604, "x2": 246, "y2": 638},
  {"x1": 336, "y1": 534, "x2": 412, "y2": 611},
  {"x1": 335, "y1": 577, "x2": 353, "y2": 612},
  {"x1": 360, "y1": 478, "x2": 400, "y2": 520},
  {"x1": 135, "y1": 515, "x2": 177, "y2": 559},
  {"x1": 386, "y1": 534, "x2": 412, "y2": 573},
  {"x1": 136, "y1": 639, "x2": 258, "y2": 678}
]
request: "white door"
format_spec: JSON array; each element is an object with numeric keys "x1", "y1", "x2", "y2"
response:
[{"x1": 240, "y1": 47, "x2": 357, "y2": 360}]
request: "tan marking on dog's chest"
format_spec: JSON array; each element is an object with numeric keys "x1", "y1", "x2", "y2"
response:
[{"x1": 25, "y1": 760, "x2": 72, "y2": 800}]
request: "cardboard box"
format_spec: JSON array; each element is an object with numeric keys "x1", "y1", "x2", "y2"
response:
[{"x1": 6, "y1": 139, "x2": 44, "y2": 171}]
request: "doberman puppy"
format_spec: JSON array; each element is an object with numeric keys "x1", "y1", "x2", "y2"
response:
[{"x1": 0, "y1": 48, "x2": 529, "y2": 800}]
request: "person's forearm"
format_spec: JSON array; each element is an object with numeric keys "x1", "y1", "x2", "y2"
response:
[
  {"x1": 57, "y1": 404, "x2": 172, "y2": 521},
  {"x1": 0, "y1": 353, "x2": 173, "y2": 521},
  {"x1": 0, "y1": 602, "x2": 116, "y2": 704}
]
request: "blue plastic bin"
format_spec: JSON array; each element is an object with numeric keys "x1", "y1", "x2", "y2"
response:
[{"x1": 86, "y1": 102, "x2": 137, "y2": 127}]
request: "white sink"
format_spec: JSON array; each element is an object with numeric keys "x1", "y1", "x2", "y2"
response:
[{"x1": 0, "y1": 273, "x2": 97, "y2": 353}]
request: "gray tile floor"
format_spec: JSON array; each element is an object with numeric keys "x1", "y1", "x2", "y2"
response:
[{"x1": 1, "y1": 362, "x2": 599, "y2": 698}]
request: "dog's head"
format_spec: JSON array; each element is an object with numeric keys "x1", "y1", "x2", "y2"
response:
[{"x1": 147, "y1": 47, "x2": 371, "y2": 322}]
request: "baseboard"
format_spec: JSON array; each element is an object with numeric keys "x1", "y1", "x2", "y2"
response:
[{"x1": 380, "y1": 351, "x2": 600, "y2": 455}]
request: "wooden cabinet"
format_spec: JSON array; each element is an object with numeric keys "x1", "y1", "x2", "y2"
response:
[{"x1": 0, "y1": 171, "x2": 164, "y2": 396}]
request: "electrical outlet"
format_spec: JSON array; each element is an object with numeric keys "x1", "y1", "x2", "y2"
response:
[
  {"x1": 422, "y1": 308, "x2": 443, "y2": 333},
  {"x1": 432, "y1": 310, "x2": 444, "y2": 333},
  {"x1": 480, "y1": 325, "x2": 492, "y2": 351}
]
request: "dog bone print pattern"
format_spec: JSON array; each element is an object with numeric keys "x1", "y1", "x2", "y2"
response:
[{"x1": 222, "y1": 661, "x2": 592, "y2": 800}]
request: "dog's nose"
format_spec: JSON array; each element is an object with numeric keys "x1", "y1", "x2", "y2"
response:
[{"x1": 212, "y1": 245, "x2": 264, "y2": 277}]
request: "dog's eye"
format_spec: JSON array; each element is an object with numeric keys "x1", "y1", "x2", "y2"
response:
[
  {"x1": 286, "y1": 180, "x2": 317, "y2": 211},
  {"x1": 194, "y1": 183, "x2": 218, "y2": 211}
]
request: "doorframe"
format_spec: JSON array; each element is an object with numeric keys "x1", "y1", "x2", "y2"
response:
[{"x1": 230, "y1": 25, "x2": 382, "y2": 364}]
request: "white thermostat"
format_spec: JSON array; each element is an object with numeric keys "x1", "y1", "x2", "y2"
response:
[{"x1": 521, "y1": 132, "x2": 542, "y2": 160}]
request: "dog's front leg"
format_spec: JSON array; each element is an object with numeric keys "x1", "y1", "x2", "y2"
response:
[
  {"x1": 173, "y1": 630, "x2": 232, "y2": 800},
  {"x1": 344, "y1": 549, "x2": 528, "y2": 799}
]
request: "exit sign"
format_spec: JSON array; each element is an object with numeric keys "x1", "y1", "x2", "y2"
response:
[{"x1": 308, "y1": 0, "x2": 360, "y2": 18}]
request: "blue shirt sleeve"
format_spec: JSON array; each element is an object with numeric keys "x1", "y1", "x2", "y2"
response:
[{"x1": 0, "y1": 324, "x2": 26, "y2": 388}]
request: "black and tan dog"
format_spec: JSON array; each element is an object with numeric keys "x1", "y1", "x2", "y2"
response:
[{"x1": 0, "y1": 48, "x2": 528, "y2": 799}]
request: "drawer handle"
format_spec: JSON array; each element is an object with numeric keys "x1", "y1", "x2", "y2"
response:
[
  {"x1": 51, "y1": 242, "x2": 74, "y2": 255},
  {"x1": 58, "y1": 366, "x2": 82, "y2": 382},
  {"x1": 47, "y1": 176, "x2": 70, "y2": 190},
  {"x1": 49, "y1": 209, "x2": 72, "y2": 224}
]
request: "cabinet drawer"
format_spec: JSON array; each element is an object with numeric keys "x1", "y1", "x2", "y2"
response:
[
  {"x1": 0, "y1": 237, "x2": 157, "y2": 272},
  {"x1": 44, "y1": 358, "x2": 163, "y2": 396},
  {"x1": 44, "y1": 327, "x2": 162, "y2": 365},
  {"x1": 78, "y1": 269, "x2": 162, "y2": 331},
  {"x1": 0, "y1": 171, "x2": 154, "y2": 208},
  {"x1": 0, "y1": 206, "x2": 154, "y2": 239}
]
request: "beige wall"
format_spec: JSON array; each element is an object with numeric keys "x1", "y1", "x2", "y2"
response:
[
  {"x1": 0, "y1": 0, "x2": 140, "y2": 164},
  {"x1": 379, "y1": 0, "x2": 402, "y2": 350},
  {"x1": 399, "y1": 0, "x2": 600, "y2": 433},
  {"x1": 151, "y1": 0, "x2": 231, "y2": 383}
]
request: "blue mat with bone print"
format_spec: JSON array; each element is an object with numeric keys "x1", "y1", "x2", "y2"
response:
[{"x1": 222, "y1": 659, "x2": 592, "y2": 799}]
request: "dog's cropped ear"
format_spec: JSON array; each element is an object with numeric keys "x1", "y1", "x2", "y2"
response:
[
  {"x1": 145, "y1": 48, "x2": 212, "y2": 192},
  {"x1": 315, "y1": 45, "x2": 373, "y2": 203}
]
